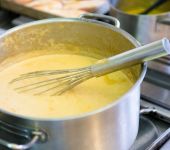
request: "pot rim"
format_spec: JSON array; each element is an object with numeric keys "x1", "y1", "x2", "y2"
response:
[{"x1": 0, "y1": 17, "x2": 147, "y2": 121}]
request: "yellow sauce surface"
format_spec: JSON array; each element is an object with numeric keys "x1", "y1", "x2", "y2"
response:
[
  {"x1": 126, "y1": 8, "x2": 168, "y2": 15},
  {"x1": 0, "y1": 54, "x2": 133, "y2": 118},
  {"x1": 117, "y1": 1, "x2": 170, "y2": 15}
]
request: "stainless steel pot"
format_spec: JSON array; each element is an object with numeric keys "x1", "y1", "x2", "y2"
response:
[
  {"x1": 109, "y1": 0, "x2": 170, "y2": 44},
  {"x1": 0, "y1": 14, "x2": 146, "y2": 150}
]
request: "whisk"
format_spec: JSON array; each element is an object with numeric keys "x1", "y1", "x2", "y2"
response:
[{"x1": 10, "y1": 38, "x2": 170, "y2": 95}]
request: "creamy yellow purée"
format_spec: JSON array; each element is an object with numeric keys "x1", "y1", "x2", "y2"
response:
[{"x1": 0, "y1": 54, "x2": 133, "y2": 118}]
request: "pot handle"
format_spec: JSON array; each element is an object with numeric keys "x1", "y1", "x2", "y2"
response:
[
  {"x1": 140, "y1": 108, "x2": 157, "y2": 115},
  {"x1": 80, "y1": 13, "x2": 120, "y2": 28},
  {"x1": 0, "y1": 130, "x2": 45, "y2": 150}
]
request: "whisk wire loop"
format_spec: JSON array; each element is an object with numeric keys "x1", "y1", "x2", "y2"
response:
[{"x1": 11, "y1": 67, "x2": 92, "y2": 95}]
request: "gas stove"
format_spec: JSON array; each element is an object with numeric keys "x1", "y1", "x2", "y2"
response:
[{"x1": 0, "y1": 9, "x2": 169, "y2": 150}]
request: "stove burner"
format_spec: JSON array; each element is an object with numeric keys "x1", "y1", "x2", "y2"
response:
[
  {"x1": 131, "y1": 117, "x2": 159, "y2": 150},
  {"x1": 147, "y1": 128, "x2": 170, "y2": 150}
]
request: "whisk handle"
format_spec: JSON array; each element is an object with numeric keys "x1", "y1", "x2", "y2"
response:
[{"x1": 91, "y1": 38, "x2": 170, "y2": 77}]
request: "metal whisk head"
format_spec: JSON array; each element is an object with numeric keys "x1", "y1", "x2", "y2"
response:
[{"x1": 10, "y1": 67, "x2": 93, "y2": 96}]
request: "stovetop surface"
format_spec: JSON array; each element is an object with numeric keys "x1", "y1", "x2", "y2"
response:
[{"x1": 0, "y1": 9, "x2": 169, "y2": 150}]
